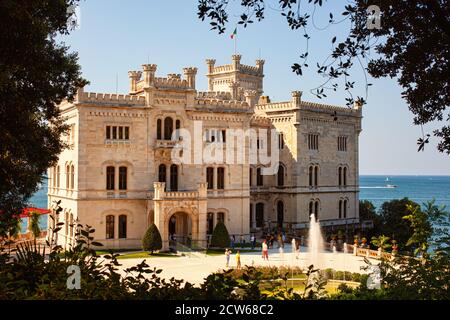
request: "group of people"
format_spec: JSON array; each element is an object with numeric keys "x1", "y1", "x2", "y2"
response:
[
  {"x1": 225, "y1": 248, "x2": 241, "y2": 269},
  {"x1": 224, "y1": 234, "x2": 304, "y2": 268}
]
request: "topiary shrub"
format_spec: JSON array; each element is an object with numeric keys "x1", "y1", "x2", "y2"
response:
[
  {"x1": 142, "y1": 223, "x2": 162, "y2": 254},
  {"x1": 210, "y1": 222, "x2": 230, "y2": 248}
]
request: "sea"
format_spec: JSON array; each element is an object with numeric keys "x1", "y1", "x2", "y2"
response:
[{"x1": 26, "y1": 175, "x2": 450, "y2": 232}]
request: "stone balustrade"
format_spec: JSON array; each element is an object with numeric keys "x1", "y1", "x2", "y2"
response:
[
  {"x1": 153, "y1": 182, "x2": 207, "y2": 200},
  {"x1": 154, "y1": 140, "x2": 179, "y2": 149}
]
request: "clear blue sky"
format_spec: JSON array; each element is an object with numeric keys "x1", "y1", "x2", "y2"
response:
[{"x1": 61, "y1": 0, "x2": 450, "y2": 175}]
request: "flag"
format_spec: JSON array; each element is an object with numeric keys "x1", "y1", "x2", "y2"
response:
[{"x1": 230, "y1": 27, "x2": 237, "y2": 39}]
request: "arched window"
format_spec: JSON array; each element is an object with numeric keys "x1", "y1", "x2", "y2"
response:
[
  {"x1": 256, "y1": 167, "x2": 263, "y2": 186},
  {"x1": 175, "y1": 120, "x2": 181, "y2": 139},
  {"x1": 158, "y1": 164, "x2": 166, "y2": 183},
  {"x1": 309, "y1": 166, "x2": 313, "y2": 187},
  {"x1": 314, "y1": 166, "x2": 319, "y2": 187},
  {"x1": 309, "y1": 201, "x2": 314, "y2": 217},
  {"x1": 157, "y1": 119, "x2": 162, "y2": 140},
  {"x1": 70, "y1": 165, "x2": 75, "y2": 189},
  {"x1": 56, "y1": 165, "x2": 60, "y2": 188},
  {"x1": 106, "y1": 166, "x2": 115, "y2": 190},
  {"x1": 217, "y1": 167, "x2": 225, "y2": 189},
  {"x1": 207, "y1": 212, "x2": 214, "y2": 235},
  {"x1": 277, "y1": 201, "x2": 284, "y2": 227},
  {"x1": 277, "y1": 163, "x2": 285, "y2": 186},
  {"x1": 206, "y1": 167, "x2": 214, "y2": 189},
  {"x1": 339, "y1": 200, "x2": 343, "y2": 219},
  {"x1": 217, "y1": 212, "x2": 225, "y2": 224},
  {"x1": 119, "y1": 166, "x2": 127, "y2": 190},
  {"x1": 69, "y1": 213, "x2": 74, "y2": 238},
  {"x1": 170, "y1": 164, "x2": 178, "y2": 191},
  {"x1": 66, "y1": 165, "x2": 70, "y2": 189},
  {"x1": 343, "y1": 200, "x2": 348, "y2": 218},
  {"x1": 164, "y1": 117, "x2": 173, "y2": 140},
  {"x1": 314, "y1": 201, "x2": 319, "y2": 220},
  {"x1": 65, "y1": 212, "x2": 69, "y2": 235},
  {"x1": 119, "y1": 215, "x2": 127, "y2": 239},
  {"x1": 343, "y1": 167, "x2": 347, "y2": 186},
  {"x1": 256, "y1": 203, "x2": 264, "y2": 228},
  {"x1": 338, "y1": 167, "x2": 342, "y2": 186},
  {"x1": 106, "y1": 215, "x2": 114, "y2": 239}
]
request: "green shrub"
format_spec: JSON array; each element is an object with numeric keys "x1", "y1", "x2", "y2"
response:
[
  {"x1": 210, "y1": 222, "x2": 230, "y2": 248},
  {"x1": 142, "y1": 223, "x2": 162, "y2": 254}
]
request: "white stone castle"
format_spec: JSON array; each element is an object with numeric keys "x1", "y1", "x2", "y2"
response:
[{"x1": 48, "y1": 55, "x2": 362, "y2": 250}]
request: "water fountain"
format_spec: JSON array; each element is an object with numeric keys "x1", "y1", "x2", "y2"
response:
[{"x1": 308, "y1": 214, "x2": 324, "y2": 269}]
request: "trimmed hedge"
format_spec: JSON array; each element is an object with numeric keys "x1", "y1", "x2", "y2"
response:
[
  {"x1": 142, "y1": 223, "x2": 162, "y2": 254},
  {"x1": 210, "y1": 222, "x2": 230, "y2": 248}
]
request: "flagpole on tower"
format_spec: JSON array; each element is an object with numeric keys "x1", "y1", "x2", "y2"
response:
[{"x1": 231, "y1": 26, "x2": 237, "y2": 55}]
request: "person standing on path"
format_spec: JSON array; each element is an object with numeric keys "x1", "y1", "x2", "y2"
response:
[
  {"x1": 225, "y1": 248, "x2": 231, "y2": 268},
  {"x1": 236, "y1": 250, "x2": 241, "y2": 270},
  {"x1": 262, "y1": 240, "x2": 269, "y2": 261},
  {"x1": 250, "y1": 234, "x2": 256, "y2": 250}
]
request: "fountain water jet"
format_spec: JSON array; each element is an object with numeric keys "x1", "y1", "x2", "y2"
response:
[{"x1": 308, "y1": 214, "x2": 324, "y2": 269}]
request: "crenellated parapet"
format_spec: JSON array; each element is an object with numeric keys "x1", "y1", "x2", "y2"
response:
[
  {"x1": 153, "y1": 77, "x2": 190, "y2": 90},
  {"x1": 194, "y1": 97, "x2": 250, "y2": 112},
  {"x1": 76, "y1": 90, "x2": 146, "y2": 106},
  {"x1": 197, "y1": 91, "x2": 232, "y2": 100}
]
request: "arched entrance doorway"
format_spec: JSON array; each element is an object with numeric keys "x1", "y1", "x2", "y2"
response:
[{"x1": 168, "y1": 212, "x2": 192, "y2": 248}]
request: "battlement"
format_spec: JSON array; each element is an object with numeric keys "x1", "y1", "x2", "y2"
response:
[
  {"x1": 76, "y1": 90, "x2": 146, "y2": 105},
  {"x1": 197, "y1": 91, "x2": 232, "y2": 100},
  {"x1": 255, "y1": 98, "x2": 361, "y2": 116},
  {"x1": 153, "y1": 77, "x2": 189, "y2": 90},
  {"x1": 255, "y1": 101, "x2": 293, "y2": 112},
  {"x1": 195, "y1": 97, "x2": 249, "y2": 111}
]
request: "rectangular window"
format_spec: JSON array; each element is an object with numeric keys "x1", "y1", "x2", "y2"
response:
[
  {"x1": 119, "y1": 215, "x2": 127, "y2": 239},
  {"x1": 106, "y1": 166, "x2": 115, "y2": 190},
  {"x1": 308, "y1": 134, "x2": 319, "y2": 150},
  {"x1": 217, "y1": 212, "x2": 225, "y2": 224},
  {"x1": 118, "y1": 126, "x2": 123, "y2": 140},
  {"x1": 206, "y1": 167, "x2": 214, "y2": 189},
  {"x1": 257, "y1": 168, "x2": 263, "y2": 186},
  {"x1": 338, "y1": 136, "x2": 347, "y2": 151},
  {"x1": 119, "y1": 166, "x2": 127, "y2": 190},
  {"x1": 217, "y1": 167, "x2": 225, "y2": 189},
  {"x1": 279, "y1": 133, "x2": 284, "y2": 149},
  {"x1": 106, "y1": 215, "x2": 114, "y2": 239},
  {"x1": 107, "y1": 126, "x2": 130, "y2": 141},
  {"x1": 221, "y1": 130, "x2": 226, "y2": 143}
]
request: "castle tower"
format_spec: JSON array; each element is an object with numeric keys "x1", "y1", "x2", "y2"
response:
[
  {"x1": 142, "y1": 64, "x2": 157, "y2": 86},
  {"x1": 205, "y1": 55, "x2": 264, "y2": 101},
  {"x1": 128, "y1": 71, "x2": 142, "y2": 93},
  {"x1": 183, "y1": 67, "x2": 198, "y2": 90}
]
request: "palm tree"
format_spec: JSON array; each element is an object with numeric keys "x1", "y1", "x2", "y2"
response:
[{"x1": 371, "y1": 235, "x2": 391, "y2": 252}]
